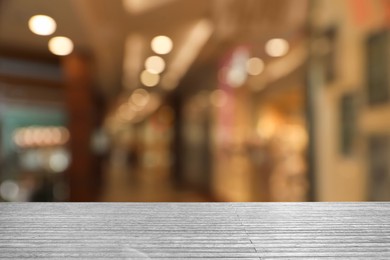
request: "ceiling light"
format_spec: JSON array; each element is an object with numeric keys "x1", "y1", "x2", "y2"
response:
[
  {"x1": 226, "y1": 67, "x2": 247, "y2": 88},
  {"x1": 48, "y1": 149, "x2": 71, "y2": 173},
  {"x1": 130, "y1": 89, "x2": 150, "y2": 107},
  {"x1": 28, "y1": 15, "x2": 57, "y2": 36},
  {"x1": 48, "y1": 36, "x2": 74, "y2": 56},
  {"x1": 151, "y1": 35, "x2": 173, "y2": 55},
  {"x1": 145, "y1": 56, "x2": 165, "y2": 74},
  {"x1": 140, "y1": 70, "x2": 160, "y2": 87},
  {"x1": 265, "y1": 38, "x2": 289, "y2": 57},
  {"x1": 246, "y1": 57, "x2": 264, "y2": 75},
  {"x1": 123, "y1": 0, "x2": 176, "y2": 14},
  {"x1": 118, "y1": 103, "x2": 136, "y2": 121}
]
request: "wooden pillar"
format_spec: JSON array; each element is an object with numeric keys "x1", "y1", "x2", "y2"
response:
[{"x1": 62, "y1": 53, "x2": 98, "y2": 201}]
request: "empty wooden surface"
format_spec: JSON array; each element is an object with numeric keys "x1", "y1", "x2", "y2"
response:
[{"x1": 0, "y1": 203, "x2": 389, "y2": 259}]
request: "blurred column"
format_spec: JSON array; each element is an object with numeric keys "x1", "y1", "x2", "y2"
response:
[
  {"x1": 305, "y1": 0, "x2": 323, "y2": 201},
  {"x1": 62, "y1": 53, "x2": 99, "y2": 201},
  {"x1": 171, "y1": 92, "x2": 184, "y2": 187}
]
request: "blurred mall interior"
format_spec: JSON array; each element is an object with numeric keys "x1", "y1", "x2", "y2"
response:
[{"x1": 0, "y1": 0, "x2": 390, "y2": 202}]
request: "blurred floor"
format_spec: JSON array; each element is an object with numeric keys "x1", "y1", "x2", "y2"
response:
[{"x1": 101, "y1": 166, "x2": 211, "y2": 202}]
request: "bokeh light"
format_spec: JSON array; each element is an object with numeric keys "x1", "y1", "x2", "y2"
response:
[
  {"x1": 13, "y1": 126, "x2": 70, "y2": 148},
  {"x1": 246, "y1": 57, "x2": 264, "y2": 75},
  {"x1": 145, "y1": 56, "x2": 165, "y2": 74},
  {"x1": 28, "y1": 15, "x2": 57, "y2": 36},
  {"x1": 140, "y1": 70, "x2": 160, "y2": 87},
  {"x1": 265, "y1": 38, "x2": 289, "y2": 57},
  {"x1": 118, "y1": 103, "x2": 136, "y2": 121},
  {"x1": 151, "y1": 35, "x2": 173, "y2": 55},
  {"x1": 130, "y1": 89, "x2": 150, "y2": 107},
  {"x1": 48, "y1": 149, "x2": 71, "y2": 173},
  {"x1": 48, "y1": 36, "x2": 74, "y2": 56},
  {"x1": 0, "y1": 180, "x2": 19, "y2": 201},
  {"x1": 226, "y1": 67, "x2": 247, "y2": 87}
]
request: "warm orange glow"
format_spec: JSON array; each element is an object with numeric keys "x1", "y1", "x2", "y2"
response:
[
  {"x1": 122, "y1": 0, "x2": 175, "y2": 14},
  {"x1": 51, "y1": 128, "x2": 62, "y2": 144},
  {"x1": 59, "y1": 127, "x2": 70, "y2": 144},
  {"x1": 13, "y1": 126, "x2": 70, "y2": 147},
  {"x1": 210, "y1": 89, "x2": 228, "y2": 107}
]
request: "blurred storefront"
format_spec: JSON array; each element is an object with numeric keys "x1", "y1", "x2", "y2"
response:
[
  {"x1": 309, "y1": 0, "x2": 390, "y2": 201},
  {"x1": 0, "y1": 55, "x2": 69, "y2": 202},
  {"x1": 209, "y1": 44, "x2": 308, "y2": 202}
]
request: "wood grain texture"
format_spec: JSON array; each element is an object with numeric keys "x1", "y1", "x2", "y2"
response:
[{"x1": 0, "y1": 203, "x2": 389, "y2": 259}]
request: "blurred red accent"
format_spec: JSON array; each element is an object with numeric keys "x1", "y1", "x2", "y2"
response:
[
  {"x1": 383, "y1": 0, "x2": 390, "y2": 26},
  {"x1": 349, "y1": 0, "x2": 372, "y2": 26}
]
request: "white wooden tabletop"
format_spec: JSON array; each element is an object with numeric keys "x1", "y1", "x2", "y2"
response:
[{"x1": 0, "y1": 203, "x2": 389, "y2": 259}]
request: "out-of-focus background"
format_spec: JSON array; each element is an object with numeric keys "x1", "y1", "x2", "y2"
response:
[{"x1": 0, "y1": 0, "x2": 389, "y2": 202}]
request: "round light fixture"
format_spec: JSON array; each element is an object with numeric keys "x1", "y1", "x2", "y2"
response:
[
  {"x1": 131, "y1": 89, "x2": 150, "y2": 107},
  {"x1": 246, "y1": 57, "x2": 264, "y2": 75},
  {"x1": 140, "y1": 70, "x2": 160, "y2": 87},
  {"x1": 226, "y1": 67, "x2": 247, "y2": 88},
  {"x1": 151, "y1": 35, "x2": 173, "y2": 55},
  {"x1": 118, "y1": 103, "x2": 136, "y2": 121},
  {"x1": 48, "y1": 36, "x2": 74, "y2": 56},
  {"x1": 48, "y1": 149, "x2": 71, "y2": 173},
  {"x1": 265, "y1": 38, "x2": 289, "y2": 57},
  {"x1": 145, "y1": 56, "x2": 165, "y2": 74},
  {"x1": 28, "y1": 15, "x2": 57, "y2": 36}
]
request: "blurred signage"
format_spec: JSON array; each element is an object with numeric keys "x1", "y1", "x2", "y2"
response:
[{"x1": 217, "y1": 45, "x2": 250, "y2": 144}]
